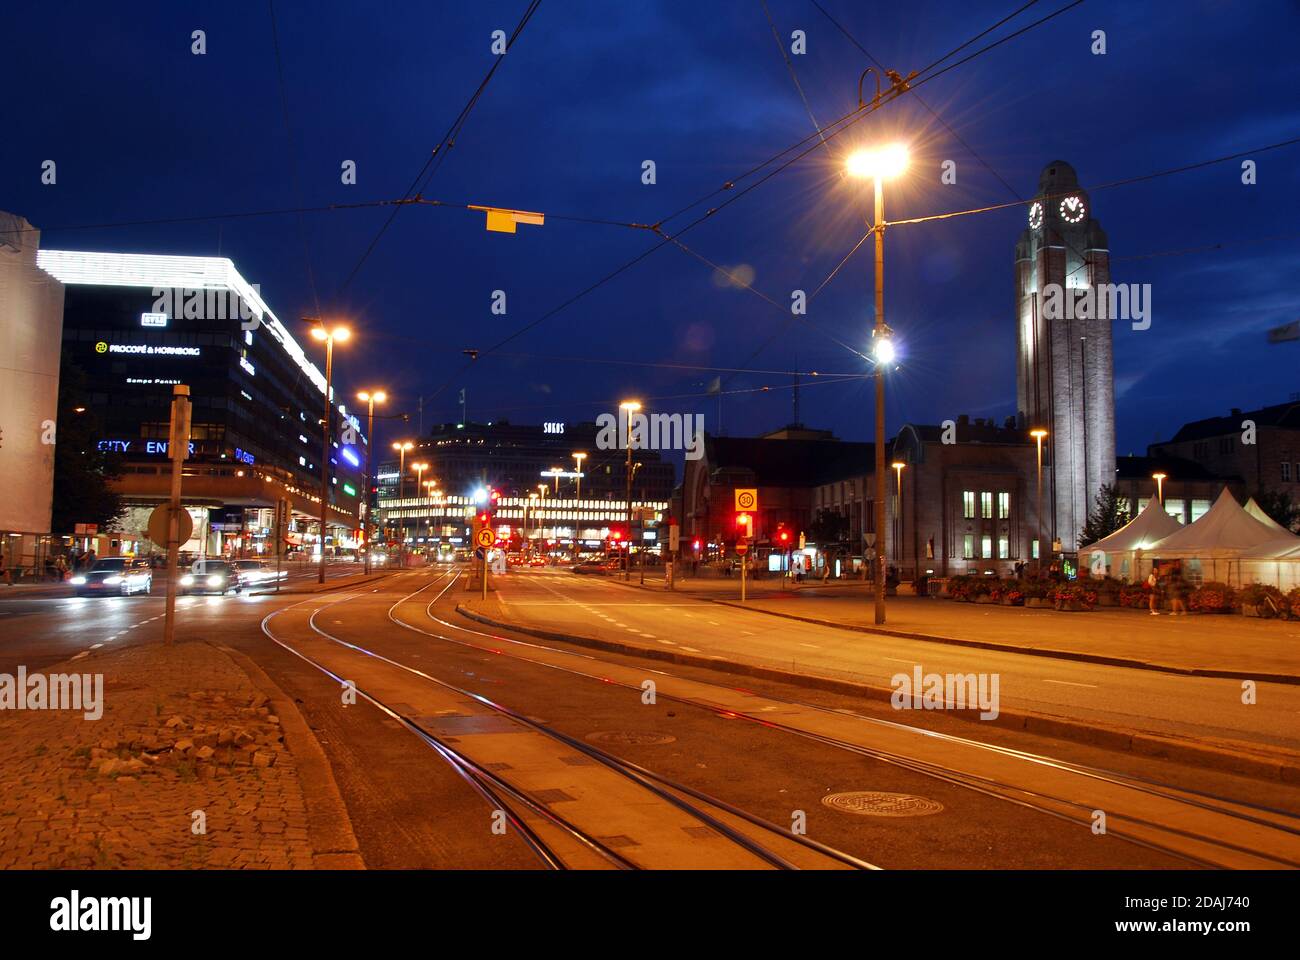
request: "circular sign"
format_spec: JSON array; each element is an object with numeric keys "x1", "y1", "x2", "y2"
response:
[
  {"x1": 735, "y1": 543, "x2": 749, "y2": 555},
  {"x1": 475, "y1": 528, "x2": 495, "y2": 547},
  {"x1": 94, "y1": 341, "x2": 108, "y2": 354},
  {"x1": 146, "y1": 504, "x2": 193, "y2": 546},
  {"x1": 736, "y1": 491, "x2": 756, "y2": 510}
]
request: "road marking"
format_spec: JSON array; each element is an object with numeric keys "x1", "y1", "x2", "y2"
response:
[
  {"x1": 89, "y1": 643, "x2": 103, "y2": 649},
  {"x1": 882, "y1": 656, "x2": 914, "y2": 664},
  {"x1": 680, "y1": 645, "x2": 699, "y2": 652},
  {"x1": 1041, "y1": 679, "x2": 1098, "y2": 688},
  {"x1": 799, "y1": 643, "x2": 821, "y2": 649}
]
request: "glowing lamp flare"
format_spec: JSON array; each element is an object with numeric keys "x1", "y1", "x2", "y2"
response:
[{"x1": 846, "y1": 144, "x2": 910, "y2": 180}]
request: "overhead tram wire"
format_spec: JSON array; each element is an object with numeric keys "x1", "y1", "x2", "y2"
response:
[
  {"x1": 425, "y1": 0, "x2": 1092, "y2": 401},
  {"x1": 338, "y1": 0, "x2": 544, "y2": 293}
]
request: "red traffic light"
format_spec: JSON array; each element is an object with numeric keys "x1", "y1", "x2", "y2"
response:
[
  {"x1": 477, "y1": 511, "x2": 491, "y2": 525},
  {"x1": 692, "y1": 539, "x2": 701, "y2": 551},
  {"x1": 778, "y1": 530, "x2": 790, "y2": 543}
]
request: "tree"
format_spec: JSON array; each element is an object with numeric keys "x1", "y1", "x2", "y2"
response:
[
  {"x1": 50, "y1": 360, "x2": 124, "y2": 534},
  {"x1": 1250, "y1": 489, "x2": 1300, "y2": 533},
  {"x1": 1078, "y1": 483, "x2": 1129, "y2": 547}
]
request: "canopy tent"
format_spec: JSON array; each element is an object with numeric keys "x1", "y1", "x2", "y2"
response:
[
  {"x1": 1244, "y1": 497, "x2": 1289, "y2": 533},
  {"x1": 1143, "y1": 488, "x2": 1299, "y2": 585},
  {"x1": 1080, "y1": 497, "x2": 1184, "y2": 581},
  {"x1": 1237, "y1": 517, "x2": 1300, "y2": 591}
]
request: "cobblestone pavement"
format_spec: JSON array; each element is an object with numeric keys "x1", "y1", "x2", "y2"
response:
[{"x1": 0, "y1": 641, "x2": 326, "y2": 868}]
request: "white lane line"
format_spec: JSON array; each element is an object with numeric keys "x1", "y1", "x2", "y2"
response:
[
  {"x1": 706, "y1": 620, "x2": 721, "y2": 626},
  {"x1": 740, "y1": 630, "x2": 756, "y2": 636},
  {"x1": 799, "y1": 643, "x2": 821, "y2": 649},
  {"x1": 89, "y1": 643, "x2": 104, "y2": 649},
  {"x1": 657, "y1": 639, "x2": 677, "y2": 646},
  {"x1": 680, "y1": 645, "x2": 699, "y2": 652},
  {"x1": 882, "y1": 656, "x2": 914, "y2": 664},
  {"x1": 1041, "y1": 678, "x2": 1098, "y2": 688},
  {"x1": 70, "y1": 651, "x2": 90, "y2": 661}
]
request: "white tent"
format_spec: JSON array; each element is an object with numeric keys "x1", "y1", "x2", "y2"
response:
[
  {"x1": 1080, "y1": 497, "x2": 1184, "y2": 581},
  {"x1": 1237, "y1": 512, "x2": 1300, "y2": 590},
  {"x1": 1144, "y1": 488, "x2": 1297, "y2": 585},
  {"x1": 1244, "y1": 497, "x2": 1289, "y2": 533}
]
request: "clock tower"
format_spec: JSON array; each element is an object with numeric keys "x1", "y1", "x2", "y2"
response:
[{"x1": 1015, "y1": 160, "x2": 1116, "y2": 553}]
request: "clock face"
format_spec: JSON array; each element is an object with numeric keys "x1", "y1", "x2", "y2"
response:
[
  {"x1": 1028, "y1": 201, "x2": 1043, "y2": 229},
  {"x1": 1059, "y1": 195, "x2": 1086, "y2": 224}
]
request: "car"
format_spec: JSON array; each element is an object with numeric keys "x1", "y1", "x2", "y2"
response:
[
  {"x1": 573, "y1": 559, "x2": 616, "y2": 575},
  {"x1": 230, "y1": 559, "x2": 288, "y2": 585},
  {"x1": 527, "y1": 556, "x2": 547, "y2": 567},
  {"x1": 71, "y1": 557, "x2": 153, "y2": 596},
  {"x1": 179, "y1": 560, "x2": 244, "y2": 595}
]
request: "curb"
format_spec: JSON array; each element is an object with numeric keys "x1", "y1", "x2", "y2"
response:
[
  {"x1": 216, "y1": 643, "x2": 366, "y2": 869},
  {"x1": 456, "y1": 602, "x2": 1300, "y2": 783},
  {"x1": 604, "y1": 577, "x2": 1300, "y2": 686}
]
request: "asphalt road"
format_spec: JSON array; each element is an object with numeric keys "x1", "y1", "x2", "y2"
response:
[
  {"x1": 490, "y1": 570, "x2": 1300, "y2": 753},
  {"x1": 5, "y1": 563, "x2": 1297, "y2": 868}
]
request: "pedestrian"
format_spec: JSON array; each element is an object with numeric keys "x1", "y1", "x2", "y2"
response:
[
  {"x1": 1169, "y1": 567, "x2": 1189, "y2": 616},
  {"x1": 1146, "y1": 567, "x2": 1160, "y2": 616}
]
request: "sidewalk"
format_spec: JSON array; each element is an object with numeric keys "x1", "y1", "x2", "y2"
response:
[
  {"x1": 0, "y1": 639, "x2": 363, "y2": 869},
  {"x1": 624, "y1": 575, "x2": 1300, "y2": 683}
]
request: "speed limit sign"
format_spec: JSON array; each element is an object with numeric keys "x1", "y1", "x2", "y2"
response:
[{"x1": 476, "y1": 527, "x2": 495, "y2": 548}]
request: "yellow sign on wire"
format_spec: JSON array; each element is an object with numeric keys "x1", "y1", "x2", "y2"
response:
[{"x1": 470, "y1": 205, "x2": 546, "y2": 234}]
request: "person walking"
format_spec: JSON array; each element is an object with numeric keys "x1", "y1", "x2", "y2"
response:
[
  {"x1": 1169, "y1": 566, "x2": 1189, "y2": 615},
  {"x1": 1146, "y1": 567, "x2": 1161, "y2": 615}
]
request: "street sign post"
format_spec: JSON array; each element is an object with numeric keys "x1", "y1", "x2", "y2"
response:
[
  {"x1": 163, "y1": 385, "x2": 191, "y2": 647},
  {"x1": 736, "y1": 541, "x2": 749, "y2": 602},
  {"x1": 734, "y1": 488, "x2": 758, "y2": 511},
  {"x1": 476, "y1": 526, "x2": 494, "y2": 599}
]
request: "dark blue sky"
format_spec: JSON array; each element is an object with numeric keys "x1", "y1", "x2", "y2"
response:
[{"x1": 7, "y1": 0, "x2": 1299, "y2": 459}]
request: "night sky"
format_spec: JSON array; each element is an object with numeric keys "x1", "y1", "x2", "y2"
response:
[{"x1": 7, "y1": 0, "x2": 1299, "y2": 467}]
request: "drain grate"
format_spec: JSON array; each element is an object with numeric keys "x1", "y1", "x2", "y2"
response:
[
  {"x1": 821, "y1": 791, "x2": 945, "y2": 817},
  {"x1": 585, "y1": 731, "x2": 677, "y2": 746}
]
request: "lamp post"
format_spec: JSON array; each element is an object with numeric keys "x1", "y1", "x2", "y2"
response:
[
  {"x1": 309, "y1": 323, "x2": 351, "y2": 584},
  {"x1": 619, "y1": 401, "x2": 641, "y2": 580},
  {"x1": 891, "y1": 461, "x2": 905, "y2": 577},
  {"x1": 392, "y1": 441, "x2": 413, "y2": 567},
  {"x1": 846, "y1": 144, "x2": 908, "y2": 624},
  {"x1": 1030, "y1": 428, "x2": 1048, "y2": 574},
  {"x1": 357, "y1": 389, "x2": 387, "y2": 575},
  {"x1": 411, "y1": 462, "x2": 428, "y2": 557},
  {"x1": 528, "y1": 492, "x2": 539, "y2": 551},
  {"x1": 572, "y1": 451, "x2": 587, "y2": 556},
  {"x1": 1153, "y1": 472, "x2": 1167, "y2": 506}
]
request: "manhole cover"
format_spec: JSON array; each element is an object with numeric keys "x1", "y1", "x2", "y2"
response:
[
  {"x1": 822, "y1": 791, "x2": 944, "y2": 817},
  {"x1": 585, "y1": 731, "x2": 676, "y2": 746}
]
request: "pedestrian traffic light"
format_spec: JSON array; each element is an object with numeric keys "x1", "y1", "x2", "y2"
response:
[{"x1": 778, "y1": 529, "x2": 791, "y2": 545}]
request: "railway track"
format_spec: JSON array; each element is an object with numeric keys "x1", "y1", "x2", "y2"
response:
[
  {"x1": 261, "y1": 571, "x2": 873, "y2": 870},
  {"x1": 386, "y1": 569, "x2": 1300, "y2": 870}
]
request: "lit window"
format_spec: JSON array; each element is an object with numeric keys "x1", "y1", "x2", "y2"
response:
[
  {"x1": 1190, "y1": 499, "x2": 1210, "y2": 522},
  {"x1": 962, "y1": 491, "x2": 976, "y2": 519},
  {"x1": 980, "y1": 492, "x2": 993, "y2": 519},
  {"x1": 998, "y1": 536, "x2": 1009, "y2": 559},
  {"x1": 1165, "y1": 498, "x2": 1186, "y2": 522},
  {"x1": 997, "y1": 492, "x2": 1010, "y2": 519},
  {"x1": 1031, "y1": 539, "x2": 1039, "y2": 559},
  {"x1": 963, "y1": 534, "x2": 975, "y2": 559},
  {"x1": 981, "y1": 536, "x2": 993, "y2": 559}
]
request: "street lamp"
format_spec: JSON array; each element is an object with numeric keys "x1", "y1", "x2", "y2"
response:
[
  {"x1": 309, "y1": 323, "x2": 351, "y2": 584},
  {"x1": 357, "y1": 389, "x2": 387, "y2": 574},
  {"x1": 392, "y1": 440, "x2": 413, "y2": 566},
  {"x1": 891, "y1": 461, "x2": 905, "y2": 577},
  {"x1": 572, "y1": 451, "x2": 587, "y2": 557},
  {"x1": 1030, "y1": 428, "x2": 1048, "y2": 574},
  {"x1": 1153, "y1": 472, "x2": 1168, "y2": 505},
  {"x1": 846, "y1": 144, "x2": 908, "y2": 624},
  {"x1": 620, "y1": 401, "x2": 642, "y2": 580},
  {"x1": 528, "y1": 492, "x2": 540, "y2": 549}
]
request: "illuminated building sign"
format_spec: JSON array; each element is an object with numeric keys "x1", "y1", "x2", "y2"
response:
[
  {"x1": 341, "y1": 446, "x2": 360, "y2": 468},
  {"x1": 99, "y1": 343, "x2": 201, "y2": 357},
  {"x1": 140, "y1": 312, "x2": 168, "y2": 327},
  {"x1": 342, "y1": 483, "x2": 357, "y2": 496},
  {"x1": 239, "y1": 356, "x2": 256, "y2": 376},
  {"x1": 234, "y1": 448, "x2": 254, "y2": 464},
  {"x1": 543, "y1": 422, "x2": 565, "y2": 434},
  {"x1": 126, "y1": 377, "x2": 181, "y2": 385},
  {"x1": 97, "y1": 439, "x2": 196, "y2": 455}
]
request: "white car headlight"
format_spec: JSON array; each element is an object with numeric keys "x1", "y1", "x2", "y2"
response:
[
  {"x1": 180, "y1": 575, "x2": 195, "y2": 586},
  {"x1": 207, "y1": 575, "x2": 224, "y2": 587},
  {"x1": 70, "y1": 576, "x2": 86, "y2": 585},
  {"x1": 104, "y1": 576, "x2": 123, "y2": 585}
]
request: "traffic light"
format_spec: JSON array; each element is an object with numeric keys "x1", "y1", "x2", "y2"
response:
[
  {"x1": 692, "y1": 538, "x2": 701, "y2": 552},
  {"x1": 778, "y1": 528, "x2": 791, "y2": 546},
  {"x1": 736, "y1": 512, "x2": 753, "y2": 536}
]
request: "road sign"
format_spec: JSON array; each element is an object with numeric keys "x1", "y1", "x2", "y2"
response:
[
  {"x1": 734, "y1": 488, "x2": 758, "y2": 511},
  {"x1": 474, "y1": 547, "x2": 486, "y2": 560},
  {"x1": 669, "y1": 524, "x2": 680, "y2": 551},
  {"x1": 475, "y1": 527, "x2": 495, "y2": 548},
  {"x1": 798, "y1": 532, "x2": 806, "y2": 550},
  {"x1": 735, "y1": 542, "x2": 749, "y2": 555},
  {"x1": 147, "y1": 504, "x2": 193, "y2": 546}
]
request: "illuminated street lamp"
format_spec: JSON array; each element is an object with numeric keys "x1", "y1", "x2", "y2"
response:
[
  {"x1": 392, "y1": 440, "x2": 413, "y2": 566},
  {"x1": 846, "y1": 145, "x2": 908, "y2": 624},
  {"x1": 572, "y1": 451, "x2": 587, "y2": 556},
  {"x1": 357, "y1": 389, "x2": 387, "y2": 574},
  {"x1": 1153, "y1": 471, "x2": 1168, "y2": 505},
  {"x1": 891, "y1": 461, "x2": 906, "y2": 575},
  {"x1": 619, "y1": 400, "x2": 641, "y2": 580},
  {"x1": 528, "y1": 492, "x2": 540, "y2": 548},
  {"x1": 309, "y1": 323, "x2": 351, "y2": 584},
  {"x1": 1030, "y1": 428, "x2": 1048, "y2": 573}
]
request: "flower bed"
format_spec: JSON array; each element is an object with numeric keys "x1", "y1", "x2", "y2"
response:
[
  {"x1": 1188, "y1": 581, "x2": 1237, "y2": 614},
  {"x1": 1238, "y1": 583, "x2": 1286, "y2": 618},
  {"x1": 1051, "y1": 583, "x2": 1097, "y2": 611}
]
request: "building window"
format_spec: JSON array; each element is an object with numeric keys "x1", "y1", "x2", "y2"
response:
[
  {"x1": 1165, "y1": 498, "x2": 1186, "y2": 523},
  {"x1": 962, "y1": 491, "x2": 975, "y2": 519},
  {"x1": 997, "y1": 492, "x2": 1010, "y2": 519},
  {"x1": 1219, "y1": 437, "x2": 1233, "y2": 454},
  {"x1": 981, "y1": 535, "x2": 992, "y2": 559},
  {"x1": 963, "y1": 534, "x2": 975, "y2": 559},
  {"x1": 1284, "y1": 462, "x2": 1293, "y2": 482},
  {"x1": 1031, "y1": 539, "x2": 1039, "y2": 559},
  {"x1": 1190, "y1": 499, "x2": 1211, "y2": 522},
  {"x1": 1137, "y1": 497, "x2": 1151, "y2": 513},
  {"x1": 998, "y1": 536, "x2": 1009, "y2": 559},
  {"x1": 980, "y1": 492, "x2": 993, "y2": 519}
]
